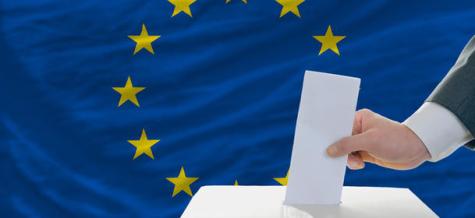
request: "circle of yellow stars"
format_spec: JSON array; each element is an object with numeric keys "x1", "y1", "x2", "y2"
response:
[{"x1": 111, "y1": 0, "x2": 345, "y2": 198}]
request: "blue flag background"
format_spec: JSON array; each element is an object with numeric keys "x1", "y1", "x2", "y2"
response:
[{"x1": 1, "y1": 0, "x2": 475, "y2": 217}]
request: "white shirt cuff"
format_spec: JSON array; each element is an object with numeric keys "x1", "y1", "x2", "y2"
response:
[{"x1": 403, "y1": 102, "x2": 474, "y2": 162}]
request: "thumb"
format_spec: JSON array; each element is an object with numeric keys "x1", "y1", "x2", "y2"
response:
[{"x1": 326, "y1": 133, "x2": 372, "y2": 157}]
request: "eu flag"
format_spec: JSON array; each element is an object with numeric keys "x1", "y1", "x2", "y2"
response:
[{"x1": 1, "y1": 1, "x2": 475, "y2": 217}]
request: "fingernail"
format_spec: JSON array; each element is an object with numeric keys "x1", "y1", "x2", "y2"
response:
[
  {"x1": 353, "y1": 161, "x2": 364, "y2": 170},
  {"x1": 327, "y1": 146, "x2": 337, "y2": 156},
  {"x1": 348, "y1": 159, "x2": 357, "y2": 168},
  {"x1": 348, "y1": 160, "x2": 361, "y2": 170}
]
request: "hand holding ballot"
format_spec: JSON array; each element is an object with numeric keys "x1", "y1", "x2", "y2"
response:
[
  {"x1": 328, "y1": 35, "x2": 475, "y2": 170},
  {"x1": 326, "y1": 109, "x2": 430, "y2": 170}
]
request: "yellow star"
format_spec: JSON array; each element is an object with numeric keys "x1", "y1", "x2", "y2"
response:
[
  {"x1": 168, "y1": 0, "x2": 196, "y2": 17},
  {"x1": 276, "y1": 0, "x2": 304, "y2": 18},
  {"x1": 112, "y1": 76, "x2": 145, "y2": 107},
  {"x1": 128, "y1": 24, "x2": 160, "y2": 55},
  {"x1": 167, "y1": 166, "x2": 199, "y2": 197},
  {"x1": 313, "y1": 25, "x2": 346, "y2": 56},
  {"x1": 128, "y1": 129, "x2": 159, "y2": 160},
  {"x1": 234, "y1": 180, "x2": 239, "y2": 186},
  {"x1": 225, "y1": 0, "x2": 247, "y2": 3},
  {"x1": 273, "y1": 170, "x2": 289, "y2": 186}
]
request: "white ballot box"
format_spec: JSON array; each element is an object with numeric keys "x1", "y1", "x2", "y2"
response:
[{"x1": 181, "y1": 186, "x2": 438, "y2": 218}]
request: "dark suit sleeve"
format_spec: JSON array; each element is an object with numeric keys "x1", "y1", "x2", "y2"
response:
[{"x1": 427, "y1": 36, "x2": 475, "y2": 148}]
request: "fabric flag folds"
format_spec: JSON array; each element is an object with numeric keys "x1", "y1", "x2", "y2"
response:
[{"x1": 1, "y1": 0, "x2": 475, "y2": 217}]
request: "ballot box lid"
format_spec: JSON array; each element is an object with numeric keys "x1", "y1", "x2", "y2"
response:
[{"x1": 181, "y1": 186, "x2": 438, "y2": 218}]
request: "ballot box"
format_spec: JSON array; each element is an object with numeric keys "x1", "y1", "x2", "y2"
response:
[{"x1": 181, "y1": 186, "x2": 438, "y2": 218}]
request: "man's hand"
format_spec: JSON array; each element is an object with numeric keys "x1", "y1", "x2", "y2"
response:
[{"x1": 326, "y1": 109, "x2": 431, "y2": 170}]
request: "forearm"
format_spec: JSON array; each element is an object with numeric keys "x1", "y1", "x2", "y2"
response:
[
  {"x1": 426, "y1": 36, "x2": 475, "y2": 148},
  {"x1": 404, "y1": 36, "x2": 475, "y2": 161}
]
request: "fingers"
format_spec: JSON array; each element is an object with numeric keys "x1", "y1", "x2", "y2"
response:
[
  {"x1": 358, "y1": 152, "x2": 415, "y2": 170},
  {"x1": 352, "y1": 109, "x2": 374, "y2": 135},
  {"x1": 352, "y1": 110, "x2": 364, "y2": 135},
  {"x1": 347, "y1": 152, "x2": 365, "y2": 170},
  {"x1": 327, "y1": 133, "x2": 372, "y2": 157},
  {"x1": 359, "y1": 151, "x2": 378, "y2": 164}
]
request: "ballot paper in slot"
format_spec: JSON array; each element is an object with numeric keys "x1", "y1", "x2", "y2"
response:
[
  {"x1": 181, "y1": 71, "x2": 438, "y2": 217},
  {"x1": 285, "y1": 71, "x2": 360, "y2": 205}
]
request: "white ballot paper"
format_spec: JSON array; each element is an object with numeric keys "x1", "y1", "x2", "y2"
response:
[{"x1": 285, "y1": 71, "x2": 360, "y2": 205}]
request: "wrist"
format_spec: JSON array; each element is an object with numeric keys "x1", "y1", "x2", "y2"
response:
[
  {"x1": 403, "y1": 102, "x2": 472, "y2": 162},
  {"x1": 402, "y1": 124, "x2": 431, "y2": 164}
]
